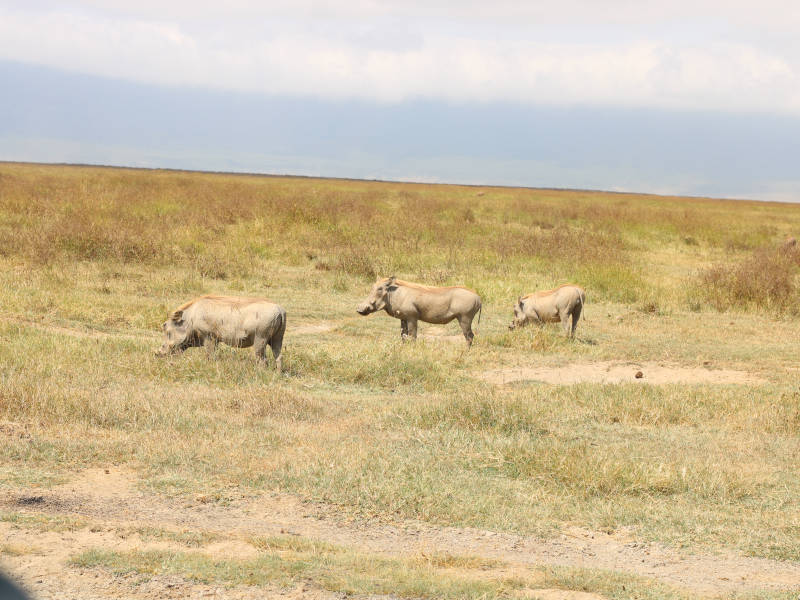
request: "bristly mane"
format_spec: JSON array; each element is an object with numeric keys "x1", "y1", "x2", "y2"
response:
[
  {"x1": 522, "y1": 283, "x2": 583, "y2": 300},
  {"x1": 175, "y1": 295, "x2": 270, "y2": 312},
  {"x1": 380, "y1": 277, "x2": 476, "y2": 294}
]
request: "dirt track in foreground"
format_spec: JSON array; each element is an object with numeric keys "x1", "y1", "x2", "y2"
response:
[
  {"x1": 1, "y1": 468, "x2": 798, "y2": 599},
  {"x1": 480, "y1": 361, "x2": 766, "y2": 386}
]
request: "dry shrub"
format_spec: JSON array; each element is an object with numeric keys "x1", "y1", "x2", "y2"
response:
[
  {"x1": 331, "y1": 249, "x2": 377, "y2": 280},
  {"x1": 226, "y1": 389, "x2": 323, "y2": 422},
  {"x1": 194, "y1": 254, "x2": 231, "y2": 280},
  {"x1": 403, "y1": 392, "x2": 547, "y2": 436},
  {"x1": 416, "y1": 267, "x2": 452, "y2": 285},
  {"x1": 699, "y1": 246, "x2": 800, "y2": 312},
  {"x1": 492, "y1": 226, "x2": 625, "y2": 265}
]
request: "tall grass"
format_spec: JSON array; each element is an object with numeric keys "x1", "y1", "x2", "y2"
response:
[
  {"x1": 6, "y1": 163, "x2": 800, "y2": 305},
  {"x1": 698, "y1": 245, "x2": 800, "y2": 313},
  {"x1": 2, "y1": 162, "x2": 800, "y2": 571}
]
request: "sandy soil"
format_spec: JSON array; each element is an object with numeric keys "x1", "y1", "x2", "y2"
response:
[
  {"x1": 1, "y1": 469, "x2": 798, "y2": 599},
  {"x1": 0, "y1": 314, "x2": 156, "y2": 342},
  {"x1": 480, "y1": 360, "x2": 766, "y2": 385},
  {"x1": 291, "y1": 322, "x2": 336, "y2": 335}
]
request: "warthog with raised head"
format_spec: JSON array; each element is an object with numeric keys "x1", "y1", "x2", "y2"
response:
[
  {"x1": 509, "y1": 284, "x2": 585, "y2": 338},
  {"x1": 357, "y1": 276, "x2": 482, "y2": 347},
  {"x1": 156, "y1": 295, "x2": 286, "y2": 370}
]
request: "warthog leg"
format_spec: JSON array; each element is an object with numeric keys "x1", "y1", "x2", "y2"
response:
[
  {"x1": 570, "y1": 303, "x2": 583, "y2": 338},
  {"x1": 559, "y1": 310, "x2": 573, "y2": 338},
  {"x1": 203, "y1": 337, "x2": 218, "y2": 358},
  {"x1": 270, "y1": 329, "x2": 284, "y2": 373},
  {"x1": 459, "y1": 315, "x2": 475, "y2": 348},
  {"x1": 254, "y1": 335, "x2": 268, "y2": 362},
  {"x1": 400, "y1": 319, "x2": 408, "y2": 340},
  {"x1": 406, "y1": 319, "x2": 418, "y2": 341}
]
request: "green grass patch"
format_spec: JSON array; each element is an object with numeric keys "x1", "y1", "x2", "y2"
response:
[
  {"x1": 70, "y1": 541, "x2": 703, "y2": 600},
  {"x1": 1, "y1": 511, "x2": 87, "y2": 532}
]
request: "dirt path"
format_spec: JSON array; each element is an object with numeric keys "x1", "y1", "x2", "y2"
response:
[
  {"x1": 481, "y1": 360, "x2": 766, "y2": 385},
  {"x1": 2, "y1": 469, "x2": 798, "y2": 598},
  {"x1": 291, "y1": 322, "x2": 336, "y2": 335},
  {"x1": 0, "y1": 314, "x2": 157, "y2": 342}
]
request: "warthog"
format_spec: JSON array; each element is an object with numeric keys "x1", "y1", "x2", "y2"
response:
[
  {"x1": 156, "y1": 295, "x2": 286, "y2": 370},
  {"x1": 357, "y1": 276, "x2": 482, "y2": 347},
  {"x1": 509, "y1": 284, "x2": 586, "y2": 338}
]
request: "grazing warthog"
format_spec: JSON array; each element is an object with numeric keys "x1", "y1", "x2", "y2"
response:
[
  {"x1": 509, "y1": 284, "x2": 586, "y2": 338},
  {"x1": 156, "y1": 295, "x2": 286, "y2": 370},
  {"x1": 356, "y1": 276, "x2": 482, "y2": 347}
]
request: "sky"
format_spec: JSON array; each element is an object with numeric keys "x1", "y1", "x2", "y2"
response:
[{"x1": 2, "y1": 1, "x2": 800, "y2": 200}]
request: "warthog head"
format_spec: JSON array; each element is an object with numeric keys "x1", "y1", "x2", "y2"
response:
[
  {"x1": 357, "y1": 276, "x2": 396, "y2": 315},
  {"x1": 509, "y1": 297, "x2": 529, "y2": 330},
  {"x1": 155, "y1": 309, "x2": 191, "y2": 356}
]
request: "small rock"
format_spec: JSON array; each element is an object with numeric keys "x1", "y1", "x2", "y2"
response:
[{"x1": 635, "y1": 371, "x2": 644, "y2": 379}]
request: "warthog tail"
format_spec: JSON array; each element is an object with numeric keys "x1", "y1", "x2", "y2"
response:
[{"x1": 276, "y1": 309, "x2": 287, "y2": 337}]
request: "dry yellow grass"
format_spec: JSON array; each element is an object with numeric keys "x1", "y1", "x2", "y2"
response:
[{"x1": 0, "y1": 162, "x2": 799, "y2": 599}]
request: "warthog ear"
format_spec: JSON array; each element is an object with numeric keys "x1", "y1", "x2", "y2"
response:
[
  {"x1": 517, "y1": 296, "x2": 524, "y2": 308},
  {"x1": 387, "y1": 275, "x2": 397, "y2": 285},
  {"x1": 170, "y1": 309, "x2": 184, "y2": 323}
]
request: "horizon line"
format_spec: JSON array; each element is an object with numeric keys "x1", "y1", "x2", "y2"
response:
[{"x1": 0, "y1": 159, "x2": 778, "y2": 206}]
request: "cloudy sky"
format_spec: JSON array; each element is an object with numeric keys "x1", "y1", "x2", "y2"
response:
[{"x1": 2, "y1": 1, "x2": 800, "y2": 200}]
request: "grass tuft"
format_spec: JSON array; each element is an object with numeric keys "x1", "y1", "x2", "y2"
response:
[{"x1": 698, "y1": 245, "x2": 800, "y2": 313}]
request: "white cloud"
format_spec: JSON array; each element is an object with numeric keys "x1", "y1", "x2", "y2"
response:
[{"x1": 2, "y1": 1, "x2": 800, "y2": 113}]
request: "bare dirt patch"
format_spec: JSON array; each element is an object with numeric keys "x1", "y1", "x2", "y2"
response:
[
  {"x1": 480, "y1": 360, "x2": 766, "y2": 385},
  {"x1": 0, "y1": 314, "x2": 155, "y2": 342},
  {"x1": 292, "y1": 322, "x2": 336, "y2": 335},
  {"x1": 1, "y1": 469, "x2": 797, "y2": 597},
  {"x1": 54, "y1": 467, "x2": 136, "y2": 500},
  {"x1": 418, "y1": 325, "x2": 465, "y2": 343},
  {"x1": 523, "y1": 590, "x2": 606, "y2": 600}
]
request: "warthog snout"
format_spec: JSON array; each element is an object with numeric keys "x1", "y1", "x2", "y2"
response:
[
  {"x1": 154, "y1": 343, "x2": 176, "y2": 357},
  {"x1": 356, "y1": 303, "x2": 372, "y2": 315}
]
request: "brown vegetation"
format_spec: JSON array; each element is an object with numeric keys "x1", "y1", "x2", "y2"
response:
[
  {"x1": 1, "y1": 163, "x2": 800, "y2": 599},
  {"x1": 699, "y1": 245, "x2": 800, "y2": 313}
]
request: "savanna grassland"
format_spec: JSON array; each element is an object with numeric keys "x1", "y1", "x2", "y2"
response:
[{"x1": 0, "y1": 162, "x2": 799, "y2": 600}]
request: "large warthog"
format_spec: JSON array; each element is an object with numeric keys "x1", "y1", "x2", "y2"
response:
[
  {"x1": 357, "y1": 276, "x2": 482, "y2": 347},
  {"x1": 156, "y1": 295, "x2": 286, "y2": 370},
  {"x1": 509, "y1": 284, "x2": 585, "y2": 338}
]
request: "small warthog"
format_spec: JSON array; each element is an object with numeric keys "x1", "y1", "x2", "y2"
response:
[
  {"x1": 509, "y1": 284, "x2": 586, "y2": 338},
  {"x1": 156, "y1": 295, "x2": 286, "y2": 370},
  {"x1": 357, "y1": 276, "x2": 482, "y2": 347}
]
